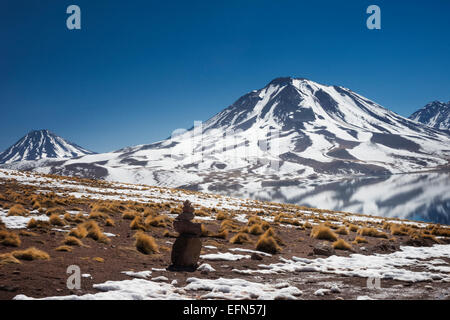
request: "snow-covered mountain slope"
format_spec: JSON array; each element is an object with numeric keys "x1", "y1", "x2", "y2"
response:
[
  {"x1": 2, "y1": 78, "x2": 449, "y2": 192},
  {"x1": 0, "y1": 129, "x2": 95, "y2": 164},
  {"x1": 409, "y1": 101, "x2": 450, "y2": 131}
]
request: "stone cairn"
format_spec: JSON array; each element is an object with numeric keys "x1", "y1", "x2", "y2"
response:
[{"x1": 167, "y1": 200, "x2": 202, "y2": 272}]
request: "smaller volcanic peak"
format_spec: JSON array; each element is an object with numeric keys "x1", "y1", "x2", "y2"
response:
[{"x1": 0, "y1": 129, "x2": 95, "y2": 164}]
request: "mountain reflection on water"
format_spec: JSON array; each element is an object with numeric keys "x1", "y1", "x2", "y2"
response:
[{"x1": 228, "y1": 172, "x2": 450, "y2": 225}]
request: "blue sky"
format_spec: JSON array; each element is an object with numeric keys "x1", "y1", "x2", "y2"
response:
[{"x1": 1, "y1": 0, "x2": 449, "y2": 153}]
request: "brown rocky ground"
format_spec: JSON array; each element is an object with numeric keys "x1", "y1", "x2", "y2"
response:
[{"x1": 0, "y1": 170, "x2": 449, "y2": 300}]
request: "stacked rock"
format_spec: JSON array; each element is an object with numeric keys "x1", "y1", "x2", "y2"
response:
[{"x1": 168, "y1": 200, "x2": 202, "y2": 271}]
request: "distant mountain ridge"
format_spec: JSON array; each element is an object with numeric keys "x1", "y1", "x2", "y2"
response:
[
  {"x1": 409, "y1": 101, "x2": 450, "y2": 131},
  {"x1": 1, "y1": 78, "x2": 449, "y2": 193},
  {"x1": 0, "y1": 129, "x2": 95, "y2": 164}
]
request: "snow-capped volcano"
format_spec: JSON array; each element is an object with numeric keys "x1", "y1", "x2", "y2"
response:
[
  {"x1": 2, "y1": 78, "x2": 449, "y2": 191},
  {"x1": 0, "y1": 129, "x2": 95, "y2": 164},
  {"x1": 409, "y1": 101, "x2": 450, "y2": 131}
]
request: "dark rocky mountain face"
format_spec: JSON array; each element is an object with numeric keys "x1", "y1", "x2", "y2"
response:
[
  {"x1": 0, "y1": 130, "x2": 95, "y2": 164},
  {"x1": 409, "y1": 101, "x2": 450, "y2": 131}
]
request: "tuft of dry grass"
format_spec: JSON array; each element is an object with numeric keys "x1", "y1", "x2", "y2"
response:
[
  {"x1": 332, "y1": 239, "x2": 352, "y2": 251},
  {"x1": 27, "y1": 218, "x2": 50, "y2": 229},
  {"x1": 63, "y1": 236, "x2": 83, "y2": 246},
  {"x1": 130, "y1": 216, "x2": 146, "y2": 230},
  {"x1": 255, "y1": 234, "x2": 281, "y2": 254},
  {"x1": 210, "y1": 229, "x2": 228, "y2": 240},
  {"x1": 69, "y1": 224, "x2": 88, "y2": 239},
  {"x1": 93, "y1": 257, "x2": 104, "y2": 263},
  {"x1": 390, "y1": 224, "x2": 409, "y2": 236},
  {"x1": 135, "y1": 232, "x2": 159, "y2": 254},
  {"x1": 8, "y1": 204, "x2": 28, "y2": 216},
  {"x1": 357, "y1": 227, "x2": 388, "y2": 239},
  {"x1": 0, "y1": 230, "x2": 21, "y2": 247},
  {"x1": 0, "y1": 253, "x2": 21, "y2": 265},
  {"x1": 162, "y1": 230, "x2": 177, "y2": 238},
  {"x1": 105, "y1": 218, "x2": 115, "y2": 227},
  {"x1": 352, "y1": 236, "x2": 368, "y2": 244},
  {"x1": 122, "y1": 210, "x2": 138, "y2": 220},
  {"x1": 310, "y1": 225, "x2": 338, "y2": 241},
  {"x1": 201, "y1": 224, "x2": 212, "y2": 237},
  {"x1": 347, "y1": 224, "x2": 359, "y2": 232},
  {"x1": 12, "y1": 247, "x2": 50, "y2": 261},
  {"x1": 55, "y1": 245, "x2": 72, "y2": 252},
  {"x1": 247, "y1": 216, "x2": 262, "y2": 226},
  {"x1": 83, "y1": 221, "x2": 110, "y2": 243},
  {"x1": 303, "y1": 222, "x2": 313, "y2": 229},
  {"x1": 88, "y1": 210, "x2": 108, "y2": 220},
  {"x1": 145, "y1": 215, "x2": 170, "y2": 228},
  {"x1": 336, "y1": 226, "x2": 349, "y2": 235},
  {"x1": 248, "y1": 224, "x2": 264, "y2": 235},
  {"x1": 215, "y1": 211, "x2": 228, "y2": 220},
  {"x1": 229, "y1": 232, "x2": 251, "y2": 244},
  {"x1": 431, "y1": 227, "x2": 450, "y2": 237},
  {"x1": 49, "y1": 214, "x2": 66, "y2": 226}
]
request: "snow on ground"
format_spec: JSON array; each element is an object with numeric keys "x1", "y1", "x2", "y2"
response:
[
  {"x1": 200, "y1": 252, "x2": 251, "y2": 261},
  {"x1": 0, "y1": 209, "x2": 49, "y2": 229},
  {"x1": 14, "y1": 277, "x2": 303, "y2": 300},
  {"x1": 121, "y1": 271, "x2": 152, "y2": 279},
  {"x1": 232, "y1": 244, "x2": 450, "y2": 282}
]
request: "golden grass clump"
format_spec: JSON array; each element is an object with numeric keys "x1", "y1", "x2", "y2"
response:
[
  {"x1": 303, "y1": 222, "x2": 313, "y2": 229},
  {"x1": 93, "y1": 257, "x2": 104, "y2": 263},
  {"x1": 162, "y1": 230, "x2": 177, "y2": 238},
  {"x1": 215, "y1": 211, "x2": 228, "y2": 220},
  {"x1": 0, "y1": 253, "x2": 21, "y2": 265},
  {"x1": 55, "y1": 245, "x2": 72, "y2": 252},
  {"x1": 248, "y1": 223, "x2": 264, "y2": 235},
  {"x1": 63, "y1": 236, "x2": 83, "y2": 246},
  {"x1": 145, "y1": 215, "x2": 170, "y2": 228},
  {"x1": 122, "y1": 210, "x2": 138, "y2": 220},
  {"x1": 336, "y1": 226, "x2": 349, "y2": 235},
  {"x1": 195, "y1": 208, "x2": 210, "y2": 217},
  {"x1": 352, "y1": 236, "x2": 368, "y2": 244},
  {"x1": 210, "y1": 229, "x2": 228, "y2": 240},
  {"x1": 229, "y1": 232, "x2": 251, "y2": 244},
  {"x1": 310, "y1": 225, "x2": 339, "y2": 241},
  {"x1": 88, "y1": 210, "x2": 109, "y2": 220},
  {"x1": 0, "y1": 230, "x2": 21, "y2": 247},
  {"x1": 105, "y1": 218, "x2": 115, "y2": 227},
  {"x1": 390, "y1": 224, "x2": 409, "y2": 236},
  {"x1": 143, "y1": 207, "x2": 157, "y2": 217},
  {"x1": 27, "y1": 218, "x2": 50, "y2": 229},
  {"x1": 49, "y1": 214, "x2": 66, "y2": 226},
  {"x1": 219, "y1": 219, "x2": 239, "y2": 232},
  {"x1": 357, "y1": 227, "x2": 388, "y2": 239},
  {"x1": 135, "y1": 232, "x2": 159, "y2": 254},
  {"x1": 247, "y1": 216, "x2": 262, "y2": 226},
  {"x1": 46, "y1": 207, "x2": 66, "y2": 216},
  {"x1": 69, "y1": 224, "x2": 88, "y2": 239},
  {"x1": 7, "y1": 204, "x2": 28, "y2": 216},
  {"x1": 347, "y1": 224, "x2": 359, "y2": 232},
  {"x1": 255, "y1": 234, "x2": 281, "y2": 254},
  {"x1": 332, "y1": 239, "x2": 353, "y2": 250},
  {"x1": 201, "y1": 224, "x2": 212, "y2": 237},
  {"x1": 431, "y1": 227, "x2": 450, "y2": 237},
  {"x1": 83, "y1": 221, "x2": 110, "y2": 243},
  {"x1": 12, "y1": 247, "x2": 50, "y2": 261},
  {"x1": 130, "y1": 216, "x2": 146, "y2": 230}
]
